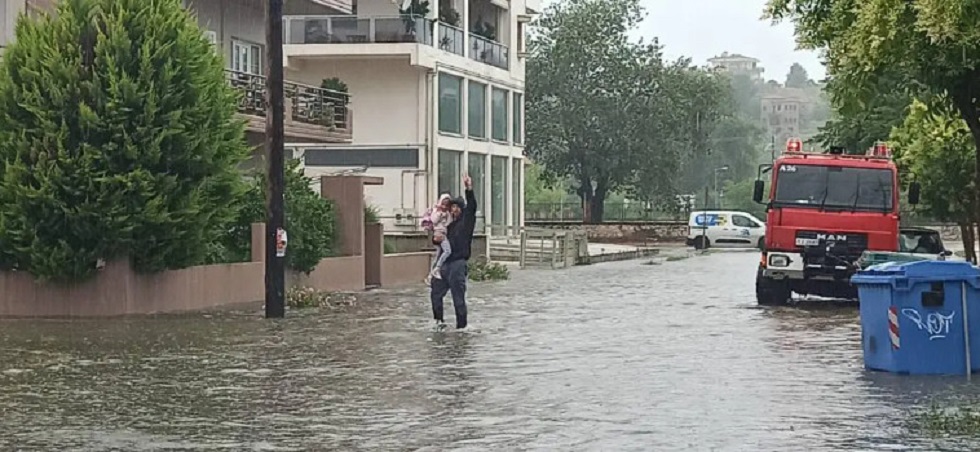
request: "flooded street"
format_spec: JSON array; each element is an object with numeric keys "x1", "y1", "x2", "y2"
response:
[{"x1": 2, "y1": 251, "x2": 980, "y2": 451}]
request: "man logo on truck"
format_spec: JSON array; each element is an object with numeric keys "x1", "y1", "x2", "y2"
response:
[{"x1": 816, "y1": 233, "x2": 848, "y2": 242}]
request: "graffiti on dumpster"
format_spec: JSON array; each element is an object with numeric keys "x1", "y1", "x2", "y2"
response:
[{"x1": 901, "y1": 308, "x2": 956, "y2": 340}]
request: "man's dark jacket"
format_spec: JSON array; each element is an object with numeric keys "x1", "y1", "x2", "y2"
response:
[{"x1": 445, "y1": 189, "x2": 477, "y2": 264}]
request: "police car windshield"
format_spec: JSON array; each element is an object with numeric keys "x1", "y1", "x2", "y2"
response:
[{"x1": 773, "y1": 164, "x2": 894, "y2": 212}]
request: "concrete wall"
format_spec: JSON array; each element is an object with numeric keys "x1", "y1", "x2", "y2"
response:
[
  {"x1": 0, "y1": 175, "x2": 432, "y2": 317},
  {"x1": 0, "y1": 259, "x2": 265, "y2": 317},
  {"x1": 386, "y1": 233, "x2": 489, "y2": 259},
  {"x1": 527, "y1": 222, "x2": 690, "y2": 244}
]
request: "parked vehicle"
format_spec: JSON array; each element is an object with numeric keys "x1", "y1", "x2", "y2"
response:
[
  {"x1": 686, "y1": 210, "x2": 766, "y2": 250},
  {"x1": 856, "y1": 227, "x2": 959, "y2": 268},
  {"x1": 752, "y1": 138, "x2": 921, "y2": 306}
]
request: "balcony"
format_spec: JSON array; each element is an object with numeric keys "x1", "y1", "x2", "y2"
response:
[
  {"x1": 468, "y1": 33, "x2": 508, "y2": 69},
  {"x1": 285, "y1": 15, "x2": 433, "y2": 45},
  {"x1": 225, "y1": 69, "x2": 353, "y2": 143},
  {"x1": 283, "y1": 14, "x2": 510, "y2": 71}
]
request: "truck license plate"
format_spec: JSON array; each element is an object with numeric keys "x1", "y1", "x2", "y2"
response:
[{"x1": 795, "y1": 238, "x2": 819, "y2": 247}]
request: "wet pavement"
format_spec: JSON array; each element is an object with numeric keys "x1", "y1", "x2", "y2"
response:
[{"x1": 2, "y1": 252, "x2": 980, "y2": 451}]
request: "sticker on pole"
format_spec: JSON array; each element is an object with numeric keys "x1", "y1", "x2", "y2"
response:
[{"x1": 276, "y1": 228, "x2": 288, "y2": 258}]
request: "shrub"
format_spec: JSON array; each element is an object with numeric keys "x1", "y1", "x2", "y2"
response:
[
  {"x1": 468, "y1": 256, "x2": 509, "y2": 281},
  {"x1": 218, "y1": 159, "x2": 338, "y2": 274},
  {"x1": 0, "y1": 0, "x2": 248, "y2": 282},
  {"x1": 286, "y1": 286, "x2": 357, "y2": 309},
  {"x1": 364, "y1": 204, "x2": 380, "y2": 224}
]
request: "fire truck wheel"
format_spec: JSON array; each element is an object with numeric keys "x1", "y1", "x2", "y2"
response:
[
  {"x1": 693, "y1": 236, "x2": 710, "y2": 250},
  {"x1": 755, "y1": 268, "x2": 790, "y2": 306}
]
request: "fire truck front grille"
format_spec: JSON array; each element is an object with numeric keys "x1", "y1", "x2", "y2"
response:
[{"x1": 795, "y1": 230, "x2": 869, "y2": 258}]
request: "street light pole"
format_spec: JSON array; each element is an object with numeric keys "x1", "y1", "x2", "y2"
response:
[
  {"x1": 265, "y1": 0, "x2": 286, "y2": 319},
  {"x1": 714, "y1": 166, "x2": 729, "y2": 209}
]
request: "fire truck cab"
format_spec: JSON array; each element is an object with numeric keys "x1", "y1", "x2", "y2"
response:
[{"x1": 752, "y1": 138, "x2": 921, "y2": 305}]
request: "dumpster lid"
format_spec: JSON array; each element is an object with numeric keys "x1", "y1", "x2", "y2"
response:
[{"x1": 852, "y1": 260, "x2": 980, "y2": 284}]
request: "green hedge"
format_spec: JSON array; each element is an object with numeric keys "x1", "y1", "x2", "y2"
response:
[{"x1": 0, "y1": 0, "x2": 248, "y2": 282}]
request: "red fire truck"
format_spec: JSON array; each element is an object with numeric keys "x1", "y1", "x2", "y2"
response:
[{"x1": 752, "y1": 138, "x2": 921, "y2": 305}]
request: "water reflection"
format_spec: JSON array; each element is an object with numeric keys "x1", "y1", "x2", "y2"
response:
[{"x1": 0, "y1": 253, "x2": 979, "y2": 450}]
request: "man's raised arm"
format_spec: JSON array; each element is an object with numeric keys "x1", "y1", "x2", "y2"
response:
[{"x1": 463, "y1": 175, "x2": 476, "y2": 218}]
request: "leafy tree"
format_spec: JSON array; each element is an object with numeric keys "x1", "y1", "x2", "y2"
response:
[
  {"x1": 0, "y1": 0, "x2": 248, "y2": 282},
  {"x1": 526, "y1": 0, "x2": 678, "y2": 222},
  {"x1": 766, "y1": 0, "x2": 980, "y2": 233},
  {"x1": 633, "y1": 62, "x2": 735, "y2": 204},
  {"x1": 785, "y1": 62, "x2": 812, "y2": 88},
  {"x1": 814, "y1": 72, "x2": 913, "y2": 155},
  {"x1": 729, "y1": 72, "x2": 763, "y2": 121},
  {"x1": 890, "y1": 99, "x2": 977, "y2": 261},
  {"x1": 218, "y1": 160, "x2": 339, "y2": 274},
  {"x1": 723, "y1": 178, "x2": 767, "y2": 219}
]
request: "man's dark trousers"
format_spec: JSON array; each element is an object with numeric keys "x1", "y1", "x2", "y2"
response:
[{"x1": 430, "y1": 259, "x2": 468, "y2": 328}]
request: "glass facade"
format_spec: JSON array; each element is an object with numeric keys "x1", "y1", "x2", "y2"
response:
[
  {"x1": 491, "y1": 156, "x2": 508, "y2": 226},
  {"x1": 468, "y1": 81, "x2": 486, "y2": 138},
  {"x1": 468, "y1": 152, "x2": 486, "y2": 223},
  {"x1": 439, "y1": 73, "x2": 463, "y2": 134},
  {"x1": 491, "y1": 87, "x2": 508, "y2": 141},
  {"x1": 512, "y1": 159, "x2": 522, "y2": 225},
  {"x1": 438, "y1": 149, "x2": 462, "y2": 196},
  {"x1": 512, "y1": 93, "x2": 523, "y2": 144}
]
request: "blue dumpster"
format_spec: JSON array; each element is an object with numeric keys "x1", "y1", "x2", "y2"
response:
[{"x1": 851, "y1": 260, "x2": 980, "y2": 375}]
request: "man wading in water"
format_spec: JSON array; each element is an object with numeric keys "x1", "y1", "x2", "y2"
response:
[{"x1": 431, "y1": 175, "x2": 476, "y2": 331}]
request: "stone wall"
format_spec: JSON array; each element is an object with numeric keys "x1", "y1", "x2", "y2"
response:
[{"x1": 526, "y1": 221, "x2": 688, "y2": 244}]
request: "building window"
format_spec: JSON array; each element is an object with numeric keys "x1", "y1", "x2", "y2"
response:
[
  {"x1": 468, "y1": 81, "x2": 487, "y2": 139},
  {"x1": 438, "y1": 149, "x2": 462, "y2": 196},
  {"x1": 491, "y1": 156, "x2": 507, "y2": 227},
  {"x1": 491, "y1": 87, "x2": 508, "y2": 142},
  {"x1": 517, "y1": 22, "x2": 526, "y2": 54},
  {"x1": 439, "y1": 73, "x2": 463, "y2": 134},
  {"x1": 468, "y1": 152, "x2": 486, "y2": 222},
  {"x1": 232, "y1": 39, "x2": 262, "y2": 75},
  {"x1": 204, "y1": 30, "x2": 218, "y2": 46},
  {"x1": 512, "y1": 92, "x2": 523, "y2": 144},
  {"x1": 511, "y1": 158, "x2": 522, "y2": 225}
]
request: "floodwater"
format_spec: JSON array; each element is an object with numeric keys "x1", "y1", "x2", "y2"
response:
[{"x1": 2, "y1": 252, "x2": 980, "y2": 451}]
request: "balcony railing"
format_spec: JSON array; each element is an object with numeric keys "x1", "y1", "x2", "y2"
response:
[
  {"x1": 281, "y1": 14, "x2": 509, "y2": 70},
  {"x1": 225, "y1": 69, "x2": 351, "y2": 132},
  {"x1": 436, "y1": 23, "x2": 465, "y2": 56},
  {"x1": 469, "y1": 33, "x2": 509, "y2": 69},
  {"x1": 284, "y1": 15, "x2": 433, "y2": 45}
]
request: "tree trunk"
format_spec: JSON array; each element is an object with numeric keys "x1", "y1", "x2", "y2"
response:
[
  {"x1": 590, "y1": 182, "x2": 608, "y2": 223},
  {"x1": 590, "y1": 192, "x2": 606, "y2": 223},
  {"x1": 578, "y1": 176, "x2": 593, "y2": 224},
  {"x1": 950, "y1": 92, "x2": 980, "y2": 264},
  {"x1": 962, "y1": 222, "x2": 976, "y2": 263}
]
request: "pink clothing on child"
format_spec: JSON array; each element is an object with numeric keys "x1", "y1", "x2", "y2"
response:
[{"x1": 431, "y1": 194, "x2": 453, "y2": 234}]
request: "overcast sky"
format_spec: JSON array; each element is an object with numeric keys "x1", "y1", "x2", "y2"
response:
[
  {"x1": 636, "y1": 0, "x2": 825, "y2": 82},
  {"x1": 542, "y1": 0, "x2": 827, "y2": 82}
]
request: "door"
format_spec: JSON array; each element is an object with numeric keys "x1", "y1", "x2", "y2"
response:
[{"x1": 731, "y1": 214, "x2": 763, "y2": 246}]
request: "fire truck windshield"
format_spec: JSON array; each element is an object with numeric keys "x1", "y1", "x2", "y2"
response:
[{"x1": 773, "y1": 164, "x2": 894, "y2": 212}]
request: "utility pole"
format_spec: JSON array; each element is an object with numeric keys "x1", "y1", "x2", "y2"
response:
[{"x1": 265, "y1": 0, "x2": 286, "y2": 319}]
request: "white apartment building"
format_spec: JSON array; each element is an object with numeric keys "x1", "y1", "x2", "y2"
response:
[
  {"x1": 2, "y1": 0, "x2": 531, "y2": 234},
  {"x1": 2, "y1": 0, "x2": 356, "y2": 155},
  {"x1": 282, "y1": 0, "x2": 537, "y2": 234}
]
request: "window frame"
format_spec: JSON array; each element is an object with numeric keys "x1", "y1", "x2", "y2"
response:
[{"x1": 438, "y1": 73, "x2": 464, "y2": 135}]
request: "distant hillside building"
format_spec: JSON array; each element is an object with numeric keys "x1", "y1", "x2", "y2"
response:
[
  {"x1": 707, "y1": 52, "x2": 764, "y2": 81},
  {"x1": 761, "y1": 91, "x2": 805, "y2": 146}
]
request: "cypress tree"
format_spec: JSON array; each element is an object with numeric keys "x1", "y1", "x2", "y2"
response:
[{"x1": 0, "y1": 0, "x2": 249, "y2": 282}]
